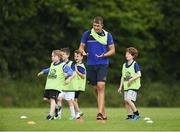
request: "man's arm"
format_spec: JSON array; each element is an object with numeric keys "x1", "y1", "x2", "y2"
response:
[
  {"x1": 96, "y1": 44, "x2": 115, "y2": 58},
  {"x1": 79, "y1": 43, "x2": 87, "y2": 56}
]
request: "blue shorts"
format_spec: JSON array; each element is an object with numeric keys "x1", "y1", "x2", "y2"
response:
[{"x1": 87, "y1": 64, "x2": 108, "y2": 85}]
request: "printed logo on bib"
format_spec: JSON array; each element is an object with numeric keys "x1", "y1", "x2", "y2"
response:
[
  {"x1": 48, "y1": 69, "x2": 57, "y2": 79},
  {"x1": 125, "y1": 71, "x2": 132, "y2": 81}
]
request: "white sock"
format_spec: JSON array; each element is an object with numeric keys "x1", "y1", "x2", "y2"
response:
[
  {"x1": 69, "y1": 106, "x2": 75, "y2": 118},
  {"x1": 49, "y1": 112, "x2": 54, "y2": 117}
]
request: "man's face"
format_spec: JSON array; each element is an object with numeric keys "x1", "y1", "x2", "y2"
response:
[{"x1": 93, "y1": 21, "x2": 103, "y2": 33}]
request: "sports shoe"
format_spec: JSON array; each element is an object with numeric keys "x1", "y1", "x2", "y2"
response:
[
  {"x1": 133, "y1": 114, "x2": 140, "y2": 120},
  {"x1": 69, "y1": 116, "x2": 76, "y2": 120},
  {"x1": 126, "y1": 117, "x2": 134, "y2": 120},
  {"x1": 103, "y1": 116, "x2": 107, "y2": 120},
  {"x1": 96, "y1": 113, "x2": 103, "y2": 120},
  {"x1": 46, "y1": 115, "x2": 54, "y2": 120},
  {"x1": 79, "y1": 112, "x2": 84, "y2": 117},
  {"x1": 54, "y1": 115, "x2": 61, "y2": 120},
  {"x1": 55, "y1": 108, "x2": 58, "y2": 118}
]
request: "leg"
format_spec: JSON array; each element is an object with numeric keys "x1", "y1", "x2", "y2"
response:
[
  {"x1": 68, "y1": 100, "x2": 76, "y2": 119},
  {"x1": 96, "y1": 82, "x2": 105, "y2": 116},
  {"x1": 125, "y1": 100, "x2": 133, "y2": 115},
  {"x1": 46, "y1": 98, "x2": 56, "y2": 120},
  {"x1": 49, "y1": 98, "x2": 56, "y2": 115},
  {"x1": 55, "y1": 95, "x2": 63, "y2": 119},
  {"x1": 74, "y1": 98, "x2": 80, "y2": 113},
  {"x1": 126, "y1": 99, "x2": 137, "y2": 112}
]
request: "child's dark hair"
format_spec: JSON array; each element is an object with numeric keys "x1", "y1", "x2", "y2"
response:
[
  {"x1": 60, "y1": 48, "x2": 70, "y2": 55},
  {"x1": 126, "y1": 47, "x2": 138, "y2": 58},
  {"x1": 74, "y1": 49, "x2": 83, "y2": 56}
]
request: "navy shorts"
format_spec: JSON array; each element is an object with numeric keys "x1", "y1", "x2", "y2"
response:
[
  {"x1": 75, "y1": 91, "x2": 82, "y2": 99},
  {"x1": 44, "y1": 89, "x2": 60, "y2": 100},
  {"x1": 87, "y1": 64, "x2": 108, "y2": 85}
]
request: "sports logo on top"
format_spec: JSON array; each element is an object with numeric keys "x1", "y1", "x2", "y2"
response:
[
  {"x1": 48, "y1": 69, "x2": 57, "y2": 79},
  {"x1": 124, "y1": 71, "x2": 132, "y2": 81}
]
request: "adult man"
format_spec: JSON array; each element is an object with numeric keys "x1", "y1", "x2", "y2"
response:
[{"x1": 79, "y1": 16, "x2": 115, "y2": 120}]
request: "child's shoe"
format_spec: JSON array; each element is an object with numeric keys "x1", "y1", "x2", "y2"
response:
[
  {"x1": 69, "y1": 116, "x2": 76, "y2": 120},
  {"x1": 133, "y1": 114, "x2": 140, "y2": 120},
  {"x1": 46, "y1": 115, "x2": 54, "y2": 120}
]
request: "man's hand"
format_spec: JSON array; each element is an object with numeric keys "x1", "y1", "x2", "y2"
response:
[{"x1": 96, "y1": 53, "x2": 104, "y2": 58}]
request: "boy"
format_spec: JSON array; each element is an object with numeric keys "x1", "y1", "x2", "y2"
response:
[
  {"x1": 37, "y1": 50, "x2": 73, "y2": 120},
  {"x1": 118, "y1": 47, "x2": 141, "y2": 120},
  {"x1": 71, "y1": 50, "x2": 86, "y2": 118},
  {"x1": 56, "y1": 48, "x2": 76, "y2": 120}
]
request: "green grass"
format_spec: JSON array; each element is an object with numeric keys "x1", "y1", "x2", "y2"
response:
[{"x1": 0, "y1": 108, "x2": 180, "y2": 131}]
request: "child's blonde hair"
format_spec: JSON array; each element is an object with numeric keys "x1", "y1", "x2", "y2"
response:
[{"x1": 52, "y1": 50, "x2": 62, "y2": 58}]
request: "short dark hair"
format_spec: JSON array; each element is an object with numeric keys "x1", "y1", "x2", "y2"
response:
[
  {"x1": 126, "y1": 47, "x2": 138, "y2": 58},
  {"x1": 60, "y1": 48, "x2": 70, "y2": 55},
  {"x1": 94, "y1": 16, "x2": 103, "y2": 24},
  {"x1": 74, "y1": 49, "x2": 83, "y2": 56}
]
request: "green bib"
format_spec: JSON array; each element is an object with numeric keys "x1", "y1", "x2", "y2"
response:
[
  {"x1": 62, "y1": 60, "x2": 76, "y2": 91},
  {"x1": 74, "y1": 63, "x2": 86, "y2": 91},
  {"x1": 45, "y1": 62, "x2": 66, "y2": 91},
  {"x1": 122, "y1": 61, "x2": 141, "y2": 90},
  {"x1": 90, "y1": 28, "x2": 108, "y2": 45}
]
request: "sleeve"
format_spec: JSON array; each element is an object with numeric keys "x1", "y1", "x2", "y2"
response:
[
  {"x1": 63, "y1": 65, "x2": 73, "y2": 78},
  {"x1": 107, "y1": 33, "x2": 114, "y2": 45},
  {"x1": 42, "y1": 68, "x2": 50, "y2": 74},
  {"x1": 81, "y1": 30, "x2": 90, "y2": 45},
  {"x1": 71, "y1": 63, "x2": 76, "y2": 71},
  {"x1": 134, "y1": 63, "x2": 140, "y2": 73},
  {"x1": 77, "y1": 66, "x2": 86, "y2": 74}
]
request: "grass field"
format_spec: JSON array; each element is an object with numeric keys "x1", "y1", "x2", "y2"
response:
[{"x1": 0, "y1": 108, "x2": 180, "y2": 131}]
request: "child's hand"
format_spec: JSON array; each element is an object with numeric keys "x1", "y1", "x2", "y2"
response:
[
  {"x1": 37, "y1": 71, "x2": 43, "y2": 76},
  {"x1": 64, "y1": 78, "x2": 70, "y2": 84},
  {"x1": 128, "y1": 78, "x2": 133, "y2": 86},
  {"x1": 118, "y1": 87, "x2": 122, "y2": 93}
]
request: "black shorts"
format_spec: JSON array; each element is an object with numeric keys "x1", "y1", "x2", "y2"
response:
[
  {"x1": 43, "y1": 89, "x2": 60, "y2": 100},
  {"x1": 87, "y1": 64, "x2": 108, "y2": 85},
  {"x1": 75, "y1": 91, "x2": 82, "y2": 99}
]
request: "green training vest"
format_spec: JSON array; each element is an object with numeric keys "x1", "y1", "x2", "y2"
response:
[
  {"x1": 90, "y1": 28, "x2": 108, "y2": 45},
  {"x1": 122, "y1": 61, "x2": 141, "y2": 90},
  {"x1": 74, "y1": 63, "x2": 86, "y2": 91},
  {"x1": 62, "y1": 60, "x2": 76, "y2": 91},
  {"x1": 45, "y1": 62, "x2": 66, "y2": 91}
]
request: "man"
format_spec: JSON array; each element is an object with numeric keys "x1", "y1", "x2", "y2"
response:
[{"x1": 79, "y1": 16, "x2": 115, "y2": 120}]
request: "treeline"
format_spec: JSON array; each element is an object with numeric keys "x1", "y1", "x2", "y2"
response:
[{"x1": 0, "y1": 0, "x2": 180, "y2": 83}]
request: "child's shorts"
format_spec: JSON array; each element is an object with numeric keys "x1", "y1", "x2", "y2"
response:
[
  {"x1": 44, "y1": 89, "x2": 60, "y2": 100},
  {"x1": 59, "y1": 91, "x2": 75, "y2": 101},
  {"x1": 75, "y1": 91, "x2": 82, "y2": 99},
  {"x1": 124, "y1": 90, "x2": 137, "y2": 102}
]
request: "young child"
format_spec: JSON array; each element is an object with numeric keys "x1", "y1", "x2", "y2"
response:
[
  {"x1": 37, "y1": 50, "x2": 73, "y2": 120},
  {"x1": 72, "y1": 50, "x2": 86, "y2": 118},
  {"x1": 118, "y1": 47, "x2": 141, "y2": 120},
  {"x1": 55, "y1": 48, "x2": 77, "y2": 120}
]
